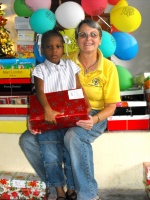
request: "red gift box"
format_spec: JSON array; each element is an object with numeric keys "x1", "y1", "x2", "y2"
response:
[
  {"x1": 29, "y1": 88, "x2": 89, "y2": 132},
  {"x1": 0, "y1": 96, "x2": 29, "y2": 115},
  {"x1": 107, "y1": 115, "x2": 150, "y2": 131}
]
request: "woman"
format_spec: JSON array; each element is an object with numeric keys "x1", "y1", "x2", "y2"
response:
[{"x1": 19, "y1": 19, "x2": 121, "y2": 200}]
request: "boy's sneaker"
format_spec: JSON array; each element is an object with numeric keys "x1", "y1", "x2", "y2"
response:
[{"x1": 91, "y1": 195, "x2": 101, "y2": 200}]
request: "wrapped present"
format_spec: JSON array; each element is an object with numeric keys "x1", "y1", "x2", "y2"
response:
[
  {"x1": 59, "y1": 29, "x2": 79, "y2": 54},
  {"x1": 143, "y1": 162, "x2": 150, "y2": 185},
  {"x1": 29, "y1": 88, "x2": 89, "y2": 132},
  {"x1": 0, "y1": 105, "x2": 29, "y2": 115},
  {"x1": 0, "y1": 83, "x2": 31, "y2": 95},
  {"x1": 0, "y1": 69, "x2": 32, "y2": 78},
  {"x1": 0, "y1": 78, "x2": 31, "y2": 84},
  {"x1": 0, "y1": 96, "x2": 29, "y2": 105},
  {"x1": 143, "y1": 162, "x2": 150, "y2": 198},
  {"x1": 17, "y1": 41, "x2": 35, "y2": 53},
  {"x1": 17, "y1": 30, "x2": 35, "y2": 42},
  {"x1": 0, "y1": 58, "x2": 36, "y2": 69},
  {"x1": 107, "y1": 115, "x2": 149, "y2": 131},
  {"x1": 0, "y1": 95, "x2": 29, "y2": 115},
  {"x1": 0, "y1": 171, "x2": 46, "y2": 200},
  {"x1": 16, "y1": 52, "x2": 35, "y2": 59}
]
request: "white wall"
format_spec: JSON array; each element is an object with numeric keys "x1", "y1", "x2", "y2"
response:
[{"x1": 1, "y1": 131, "x2": 150, "y2": 190}]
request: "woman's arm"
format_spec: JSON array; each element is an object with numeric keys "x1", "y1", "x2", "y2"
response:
[
  {"x1": 92, "y1": 103, "x2": 116, "y2": 124},
  {"x1": 76, "y1": 103, "x2": 116, "y2": 130}
]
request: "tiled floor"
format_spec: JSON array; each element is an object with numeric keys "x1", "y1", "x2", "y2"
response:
[{"x1": 99, "y1": 189, "x2": 150, "y2": 200}]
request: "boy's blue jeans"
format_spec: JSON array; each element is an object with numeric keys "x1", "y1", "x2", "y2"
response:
[
  {"x1": 37, "y1": 128, "x2": 75, "y2": 189},
  {"x1": 19, "y1": 110, "x2": 107, "y2": 200}
]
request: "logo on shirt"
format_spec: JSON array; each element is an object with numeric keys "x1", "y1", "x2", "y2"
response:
[{"x1": 92, "y1": 78, "x2": 100, "y2": 86}]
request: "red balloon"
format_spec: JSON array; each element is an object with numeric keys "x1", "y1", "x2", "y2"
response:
[
  {"x1": 111, "y1": 25, "x2": 119, "y2": 33},
  {"x1": 108, "y1": 0, "x2": 120, "y2": 5},
  {"x1": 81, "y1": 0, "x2": 108, "y2": 16}
]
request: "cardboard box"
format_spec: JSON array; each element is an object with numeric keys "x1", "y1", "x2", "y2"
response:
[
  {"x1": 0, "y1": 105, "x2": 29, "y2": 115},
  {"x1": 114, "y1": 101, "x2": 147, "y2": 116},
  {"x1": 0, "y1": 69, "x2": 32, "y2": 78},
  {"x1": 0, "y1": 58, "x2": 36, "y2": 69},
  {"x1": 17, "y1": 41, "x2": 34, "y2": 53},
  {"x1": 29, "y1": 89, "x2": 89, "y2": 132},
  {"x1": 107, "y1": 115, "x2": 149, "y2": 131},
  {"x1": 0, "y1": 95, "x2": 29, "y2": 115},
  {"x1": 16, "y1": 52, "x2": 35, "y2": 59},
  {"x1": 17, "y1": 30, "x2": 35, "y2": 42},
  {"x1": 0, "y1": 171, "x2": 46, "y2": 200},
  {"x1": 0, "y1": 116, "x2": 27, "y2": 134},
  {"x1": 0, "y1": 78, "x2": 31, "y2": 84},
  {"x1": 15, "y1": 17, "x2": 32, "y2": 30},
  {"x1": 0, "y1": 96, "x2": 28, "y2": 104},
  {"x1": 0, "y1": 83, "x2": 31, "y2": 94},
  {"x1": 120, "y1": 89, "x2": 145, "y2": 101}
]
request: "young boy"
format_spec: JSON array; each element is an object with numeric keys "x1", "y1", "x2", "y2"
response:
[{"x1": 31, "y1": 30, "x2": 90, "y2": 200}]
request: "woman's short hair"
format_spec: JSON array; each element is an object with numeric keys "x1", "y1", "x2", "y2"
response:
[{"x1": 75, "y1": 19, "x2": 102, "y2": 39}]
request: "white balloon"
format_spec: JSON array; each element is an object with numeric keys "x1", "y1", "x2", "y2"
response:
[{"x1": 55, "y1": 1, "x2": 85, "y2": 29}]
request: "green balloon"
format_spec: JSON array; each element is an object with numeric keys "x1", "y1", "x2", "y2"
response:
[
  {"x1": 14, "y1": 0, "x2": 33, "y2": 17},
  {"x1": 116, "y1": 65, "x2": 133, "y2": 91}
]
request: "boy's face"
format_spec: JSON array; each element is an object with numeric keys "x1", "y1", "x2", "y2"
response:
[{"x1": 42, "y1": 36, "x2": 64, "y2": 64}]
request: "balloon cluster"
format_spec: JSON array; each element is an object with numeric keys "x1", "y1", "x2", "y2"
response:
[
  {"x1": 108, "y1": 0, "x2": 142, "y2": 90},
  {"x1": 13, "y1": 0, "x2": 142, "y2": 91}
]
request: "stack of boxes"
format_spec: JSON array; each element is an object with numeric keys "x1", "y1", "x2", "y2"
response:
[
  {"x1": 0, "y1": 17, "x2": 36, "y2": 134},
  {"x1": 15, "y1": 17, "x2": 35, "y2": 59},
  {"x1": 107, "y1": 73, "x2": 150, "y2": 131}
]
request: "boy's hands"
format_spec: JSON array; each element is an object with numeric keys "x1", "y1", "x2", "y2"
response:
[{"x1": 44, "y1": 108, "x2": 64, "y2": 125}]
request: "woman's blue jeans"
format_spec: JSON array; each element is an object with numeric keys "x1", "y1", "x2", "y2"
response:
[{"x1": 19, "y1": 110, "x2": 107, "y2": 200}]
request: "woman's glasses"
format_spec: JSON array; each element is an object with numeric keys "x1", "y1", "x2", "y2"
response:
[{"x1": 78, "y1": 32, "x2": 98, "y2": 38}]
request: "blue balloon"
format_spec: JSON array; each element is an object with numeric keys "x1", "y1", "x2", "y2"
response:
[
  {"x1": 112, "y1": 32, "x2": 138, "y2": 60},
  {"x1": 30, "y1": 9, "x2": 56, "y2": 34},
  {"x1": 98, "y1": 30, "x2": 116, "y2": 58},
  {"x1": 34, "y1": 43, "x2": 45, "y2": 63}
]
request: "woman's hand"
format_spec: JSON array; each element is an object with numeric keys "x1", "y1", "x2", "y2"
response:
[{"x1": 76, "y1": 115, "x2": 94, "y2": 130}]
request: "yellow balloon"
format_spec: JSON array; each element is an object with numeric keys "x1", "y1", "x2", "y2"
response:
[
  {"x1": 110, "y1": 0, "x2": 128, "y2": 13},
  {"x1": 110, "y1": 6, "x2": 142, "y2": 32},
  {"x1": 59, "y1": 29, "x2": 79, "y2": 54}
]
